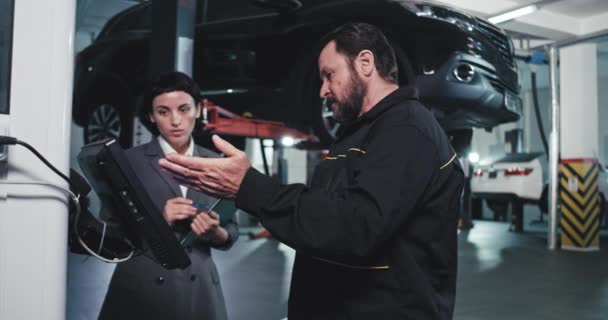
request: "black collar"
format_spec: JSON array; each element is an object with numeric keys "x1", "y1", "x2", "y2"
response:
[{"x1": 336, "y1": 86, "x2": 418, "y2": 138}]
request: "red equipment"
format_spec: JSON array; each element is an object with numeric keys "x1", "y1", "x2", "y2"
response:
[{"x1": 201, "y1": 99, "x2": 317, "y2": 142}]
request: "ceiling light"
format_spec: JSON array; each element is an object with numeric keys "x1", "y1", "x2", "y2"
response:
[
  {"x1": 488, "y1": 4, "x2": 538, "y2": 24},
  {"x1": 468, "y1": 152, "x2": 480, "y2": 164}
]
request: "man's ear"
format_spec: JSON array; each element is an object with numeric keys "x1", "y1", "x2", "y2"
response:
[
  {"x1": 356, "y1": 50, "x2": 374, "y2": 77},
  {"x1": 148, "y1": 113, "x2": 155, "y2": 123}
]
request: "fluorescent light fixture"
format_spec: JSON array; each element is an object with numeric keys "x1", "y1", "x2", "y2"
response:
[
  {"x1": 281, "y1": 136, "x2": 295, "y2": 147},
  {"x1": 488, "y1": 4, "x2": 538, "y2": 24}
]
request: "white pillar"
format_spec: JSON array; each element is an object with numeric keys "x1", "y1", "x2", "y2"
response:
[
  {"x1": 558, "y1": 43, "x2": 600, "y2": 251},
  {"x1": 0, "y1": 0, "x2": 76, "y2": 319},
  {"x1": 560, "y1": 43, "x2": 599, "y2": 158},
  {"x1": 597, "y1": 57, "x2": 608, "y2": 164},
  {"x1": 284, "y1": 148, "x2": 308, "y2": 184}
]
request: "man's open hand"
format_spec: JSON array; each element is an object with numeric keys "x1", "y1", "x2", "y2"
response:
[{"x1": 159, "y1": 135, "x2": 251, "y2": 199}]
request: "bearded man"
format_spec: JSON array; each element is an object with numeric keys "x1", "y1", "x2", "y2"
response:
[{"x1": 160, "y1": 22, "x2": 464, "y2": 320}]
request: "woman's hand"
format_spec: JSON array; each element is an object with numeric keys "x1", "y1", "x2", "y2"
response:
[
  {"x1": 162, "y1": 197, "x2": 197, "y2": 225},
  {"x1": 191, "y1": 211, "x2": 229, "y2": 244}
]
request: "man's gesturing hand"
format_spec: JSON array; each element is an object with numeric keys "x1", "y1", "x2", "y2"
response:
[{"x1": 159, "y1": 135, "x2": 251, "y2": 199}]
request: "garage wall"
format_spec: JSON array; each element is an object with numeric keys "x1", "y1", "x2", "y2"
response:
[
  {"x1": 598, "y1": 79, "x2": 608, "y2": 164},
  {"x1": 471, "y1": 48, "x2": 607, "y2": 166},
  {"x1": 470, "y1": 60, "x2": 551, "y2": 165},
  {"x1": 520, "y1": 61, "x2": 551, "y2": 155}
]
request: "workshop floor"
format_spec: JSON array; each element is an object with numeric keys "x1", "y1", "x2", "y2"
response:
[{"x1": 67, "y1": 207, "x2": 608, "y2": 320}]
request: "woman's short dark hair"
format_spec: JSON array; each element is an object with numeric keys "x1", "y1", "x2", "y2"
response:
[
  {"x1": 319, "y1": 22, "x2": 398, "y2": 84},
  {"x1": 138, "y1": 71, "x2": 202, "y2": 135}
]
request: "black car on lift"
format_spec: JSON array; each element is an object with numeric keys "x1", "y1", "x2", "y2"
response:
[{"x1": 73, "y1": 0, "x2": 521, "y2": 152}]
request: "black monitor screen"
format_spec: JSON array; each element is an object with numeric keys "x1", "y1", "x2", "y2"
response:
[
  {"x1": 0, "y1": 0, "x2": 14, "y2": 114},
  {"x1": 78, "y1": 139, "x2": 190, "y2": 269}
]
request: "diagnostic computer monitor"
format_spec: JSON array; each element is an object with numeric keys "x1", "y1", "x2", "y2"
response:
[{"x1": 78, "y1": 139, "x2": 190, "y2": 269}]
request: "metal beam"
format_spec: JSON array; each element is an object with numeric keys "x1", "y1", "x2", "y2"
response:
[
  {"x1": 149, "y1": 0, "x2": 197, "y2": 77},
  {"x1": 553, "y1": 28, "x2": 608, "y2": 49},
  {"x1": 548, "y1": 45, "x2": 559, "y2": 250}
]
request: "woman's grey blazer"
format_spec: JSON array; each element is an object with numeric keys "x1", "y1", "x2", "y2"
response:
[{"x1": 98, "y1": 139, "x2": 238, "y2": 320}]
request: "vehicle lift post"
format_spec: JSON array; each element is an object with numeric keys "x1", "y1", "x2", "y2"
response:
[{"x1": 134, "y1": 0, "x2": 198, "y2": 146}]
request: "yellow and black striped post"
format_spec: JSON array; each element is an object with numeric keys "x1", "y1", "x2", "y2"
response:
[{"x1": 559, "y1": 159, "x2": 600, "y2": 251}]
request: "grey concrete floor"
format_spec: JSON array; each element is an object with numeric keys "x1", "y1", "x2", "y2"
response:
[
  {"x1": 454, "y1": 222, "x2": 608, "y2": 320},
  {"x1": 67, "y1": 214, "x2": 608, "y2": 320}
]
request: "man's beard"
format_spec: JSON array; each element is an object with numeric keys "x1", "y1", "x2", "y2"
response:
[{"x1": 328, "y1": 73, "x2": 366, "y2": 123}]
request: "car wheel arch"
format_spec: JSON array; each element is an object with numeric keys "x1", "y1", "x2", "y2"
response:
[
  {"x1": 78, "y1": 74, "x2": 137, "y2": 147},
  {"x1": 74, "y1": 71, "x2": 134, "y2": 120}
]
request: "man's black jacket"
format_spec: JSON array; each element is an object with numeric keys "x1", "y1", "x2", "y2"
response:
[{"x1": 236, "y1": 87, "x2": 464, "y2": 319}]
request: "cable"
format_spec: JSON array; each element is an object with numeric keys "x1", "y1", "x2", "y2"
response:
[
  {"x1": 0, "y1": 136, "x2": 72, "y2": 188},
  {"x1": 0, "y1": 180, "x2": 135, "y2": 263},
  {"x1": 531, "y1": 70, "x2": 549, "y2": 156},
  {"x1": 98, "y1": 221, "x2": 107, "y2": 256},
  {"x1": 16, "y1": 140, "x2": 72, "y2": 187},
  {"x1": 0, "y1": 136, "x2": 17, "y2": 145},
  {"x1": 0, "y1": 134, "x2": 136, "y2": 263},
  {"x1": 0, "y1": 180, "x2": 77, "y2": 199}
]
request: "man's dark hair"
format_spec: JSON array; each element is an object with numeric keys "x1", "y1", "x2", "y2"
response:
[
  {"x1": 138, "y1": 71, "x2": 202, "y2": 135},
  {"x1": 319, "y1": 22, "x2": 398, "y2": 84}
]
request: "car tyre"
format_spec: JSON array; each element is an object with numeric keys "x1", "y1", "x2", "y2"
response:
[
  {"x1": 83, "y1": 96, "x2": 134, "y2": 147},
  {"x1": 471, "y1": 197, "x2": 483, "y2": 220},
  {"x1": 292, "y1": 37, "x2": 416, "y2": 148},
  {"x1": 487, "y1": 199, "x2": 509, "y2": 221},
  {"x1": 510, "y1": 200, "x2": 524, "y2": 232},
  {"x1": 539, "y1": 184, "x2": 549, "y2": 213}
]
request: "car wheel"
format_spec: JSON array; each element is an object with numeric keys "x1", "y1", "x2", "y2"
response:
[
  {"x1": 471, "y1": 197, "x2": 483, "y2": 220},
  {"x1": 487, "y1": 199, "x2": 509, "y2": 221},
  {"x1": 293, "y1": 38, "x2": 416, "y2": 148},
  {"x1": 288, "y1": 54, "x2": 332, "y2": 148},
  {"x1": 83, "y1": 99, "x2": 133, "y2": 147},
  {"x1": 318, "y1": 98, "x2": 341, "y2": 142},
  {"x1": 510, "y1": 200, "x2": 524, "y2": 232},
  {"x1": 539, "y1": 184, "x2": 549, "y2": 213}
]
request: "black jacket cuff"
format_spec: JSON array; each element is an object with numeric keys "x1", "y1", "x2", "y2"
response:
[{"x1": 235, "y1": 168, "x2": 278, "y2": 216}]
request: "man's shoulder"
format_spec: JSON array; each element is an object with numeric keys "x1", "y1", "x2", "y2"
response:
[
  {"x1": 381, "y1": 99, "x2": 453, "y2": 154},
  {"x1": 379, "y1": 98, "x2": 436, "y2": 129}
]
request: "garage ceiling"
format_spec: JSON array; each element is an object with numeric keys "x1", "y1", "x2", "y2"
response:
[
  {"x1": 76, "y1": 0, "x2": 608, "y2": 49},
  {"x1": 434, "y1": 0, "x2": 608, "y2": 43},
  {"x1": 511, "y1": 0, "x2": 608, "y2": 18}
]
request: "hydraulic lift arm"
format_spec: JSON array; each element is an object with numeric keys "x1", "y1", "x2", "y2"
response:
[{"x1": 200, "y1": 99, "x2": 317, "y2": 142}]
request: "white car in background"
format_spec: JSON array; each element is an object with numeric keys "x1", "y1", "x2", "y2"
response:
[
  {"x1": 470, "y1": 152, "x2": 545, "y2": 231},
  {"x1": 470, "y1": 152, "x2": 607, "y2": 231}
]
